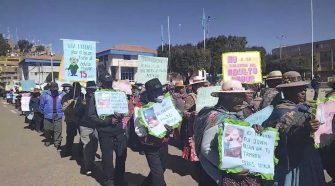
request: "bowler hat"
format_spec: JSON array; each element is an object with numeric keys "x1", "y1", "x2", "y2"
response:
[
  {"x1": 266, "y1": 71, "x2": 283, "y2": 80},
  {"x1": 86, "y1": 81, "x2": 97, "y2": 89},
  {"x1": 145, "y1": 78, "x2": 163, "y2": 93},
  {"x1": 276, "y1": 71, "x2": 309, "y2": 88}
]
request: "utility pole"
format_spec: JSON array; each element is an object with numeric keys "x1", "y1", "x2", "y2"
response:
[{"x1": 311, "y1": 0, "x2": 314, "y2": 79}]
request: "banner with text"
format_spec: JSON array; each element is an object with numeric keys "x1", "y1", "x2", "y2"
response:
[
  {"x1": 137, "y1": 55, "x2": 168, "y2": 84},
  {"x1": 222, "y1": 51, "x2": 262, "y2": 84},
  {"x1": 94, "y1": 90, "x2": 128, "y2": 117},
  {"x1": 21, "y1": 93, "x2": 31, "y2": 112},
  {"x1": 63, "y1": 39, "x2": 96, "y2": 82},
  {"x1": 135, "y1": 93, "x2": 182, "y2": 138},
  {"x1": 196, "y1": 86, "x2": 221, "y2": 112},
  {"x1": 218, "y1": 119, "x2": 278, "y2": 180}
]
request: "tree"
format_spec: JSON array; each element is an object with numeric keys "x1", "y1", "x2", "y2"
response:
[
  {"x1": 35, "y1": 45, "x2": 45, "y2": 53},
  {"x1": 17, "y1": 40, "x2": 33, "y2": 53},
  {"x1": 158, "y1": 44, "x2": 210, "y2": 83},
  {"x1": 0, "y1": 34, "x2": 9, "y2": 56}
]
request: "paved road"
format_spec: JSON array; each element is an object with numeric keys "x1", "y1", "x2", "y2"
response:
[{"x1": 0, "y1": 101, "x2": 197, "y2": 186}]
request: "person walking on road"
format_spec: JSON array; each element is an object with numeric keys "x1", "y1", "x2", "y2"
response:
[
  {"x1": 29, "y1": 88, "x2": 43, "y2": 133},
  {"x1": 311, "y1": 75, "x2": 320, "y2": 101},
  {"x1": 88, "y1": 74, "x2": 127, "y2": 186},
  {"x1": 79, "y1": 81, "x2": 99, "y2": 175},
  {"x1": 40, "y1": 82, "x2": 64, "y2": 150},
  {"x1": 62, "y1": 82, "x2": 83, "y2": 156}
]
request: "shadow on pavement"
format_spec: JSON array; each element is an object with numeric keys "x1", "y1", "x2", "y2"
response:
[
  {"x1": 125, "y1": 172, "x2": 146, "y2": 186},
  {"x1": 166, "y1": 153, "x2": 199, "y2": 183}
]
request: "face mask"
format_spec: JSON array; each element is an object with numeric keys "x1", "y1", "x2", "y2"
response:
[
  {"x1": 51, "y1": 90, "x2": 58, "y2": 96},
  {"x1": 154, "y1": 95, "x2": 164, "y2": 103}
]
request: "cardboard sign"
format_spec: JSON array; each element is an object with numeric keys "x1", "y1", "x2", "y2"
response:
[
  {"x1": 113, "y1": 80, "x2": 132, "y2": 95},
  {"x1": 137, "y1": 55, "x2": 168, "y2": 84},
  {"x1": 218, "y1": 119, "x2": 278, "y2": 180},
  {"x1": 94, "y1": 91, "x2": 128, "y2": 117},
  {"x1": 196, "y1": 86, "x2": 221, "y2": 112},
  {"x1": 63, "y1": 39, "x2": 96, "y2": 81},
  {"x1": 245, "y1": 105, "x2": 274, "y2": 126},
  {"x1": 20, "y1": 80, "x2": 36, "y2": 91},
  {"x1": 315, "y1": 100, "x2": 335, "y2": 145},
  {"x1": 135, "y1": 94, "x2": 182, "y2": 138},
  {"x1": 21, "y1": 94, "x2": 31, "y2": 112},
  {"x1": 222, "y1": 51, "x2": 262, "y2": 84}
]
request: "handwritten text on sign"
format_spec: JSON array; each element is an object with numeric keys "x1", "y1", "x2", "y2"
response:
[
  {"x1": 94, "y1": 91, "x2": 128, "y2": 117},
  {"x1": 219, "y1": 123, "x2": 276, "y2": 176},
  {"x1": 63, "y1": 39, "x2": 96, "y2": 81},
  {"x1": 222, "y1": 51, "x2": 262, "y2": 83},
  {"x1": 137, "y1": 55, "x2": 168, "y2": 84},
  {"x1": 136, "y1": 94, "x2": 182, "y2": 138}
]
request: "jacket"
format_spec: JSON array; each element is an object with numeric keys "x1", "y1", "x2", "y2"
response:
[
  {"x1": 29, "y1": 97, "x2": 41, "y2": 113},
  {"x1": 79, "y1": 94, "x2": 96, "y2": 129},
  {"x1": 40, "y1": 90, "x2": 64, "y2": 120},
  {"x1": 62, "y1": 93, "x2": 83, "y2": 123},
  {"x1": 88, "y1": 93, "x2": 124, "y2": 136}
]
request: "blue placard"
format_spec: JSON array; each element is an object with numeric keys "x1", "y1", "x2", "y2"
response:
[{"x1": 20, "y1": 80, "x2": 36, "y2": 91}]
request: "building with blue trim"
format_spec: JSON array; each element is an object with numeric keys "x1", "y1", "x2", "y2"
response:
[
  {"x1": 19, "y1": 55, "x2": 62, "y2": 84},
  {"x1": 96, "y1": 44, "x2": 157, "y2": 81}
]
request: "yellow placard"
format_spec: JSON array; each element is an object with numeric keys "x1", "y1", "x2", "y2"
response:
[{"x1": 222, "y1": 51, "x2": 262, "y2": 84}]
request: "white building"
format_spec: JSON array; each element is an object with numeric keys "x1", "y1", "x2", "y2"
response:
[
  {"x1": 96, "y1": 44, "x2": 157, "y2": 81},
  {"x1": 19, "y1": 55, "x2": 61, "y2": 84}
]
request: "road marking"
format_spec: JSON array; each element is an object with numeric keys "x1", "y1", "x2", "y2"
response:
[{"x1": 10, "y1": 109, "x2": 17, "y2": 114}]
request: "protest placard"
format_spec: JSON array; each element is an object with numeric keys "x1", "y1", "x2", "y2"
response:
[
  {"x1": 196, "y1": 86, "x2": 221, "y2": 112},
  {"x1": 94, "y1": 91, "x2": 128, "y2": 117},
  {"x1": 21, "y1": 94, "x2": 31, "y2": 112},
  {"x1": 315, "y1": 99, "x2": 335, "y2": 146},
  {"x1": 218, "y1": 119, "x2": 278, "y2": 180},
  {"x1": 20, "y1": 80, "x2": 36, "y2": 91},
  {"x1": 113, "y1": 80, "x2": 132, "y2": 95},
  {"x1": 245, "y1": 105, "x2": 274, "y2": 126},
  {"x1": 137, "y1": 55, "x2": 168, "y2": 84},
  {"x1": 135, "y1": 93, "x2": 182, "y2": 138},
  {"x1": 222, "y1": 51, "x2": 262, "y2": 84},
  {"x1": 63, "y1": 39, "x2": 96, "y2": 81}
]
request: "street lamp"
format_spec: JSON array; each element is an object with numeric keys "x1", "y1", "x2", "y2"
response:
[
  {"x1": 276, "y1": 35, "x2": 285, "y2": 60},
  {"x1": 50, "y1": 48, "x2": 55, "y2": 83}
]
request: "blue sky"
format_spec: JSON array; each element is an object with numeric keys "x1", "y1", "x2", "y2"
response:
[{"x1": 0, "y1": 0, "x2": 334, "y2": 54}]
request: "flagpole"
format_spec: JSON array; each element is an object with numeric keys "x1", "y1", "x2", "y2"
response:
[
  {"x1": 203, "y1": 8, "x2": 206, "y2": 52},
  {"x1": 161, "y1": 24, "x2": 164, "y2": 52},
  {"x1": 311, "y1": 0, "x2": 314, "y2": 79},
  {"x1": 167, "y1": 16, "x2": 171, "y2": 53}
]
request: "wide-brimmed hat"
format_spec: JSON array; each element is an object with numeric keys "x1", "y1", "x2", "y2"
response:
[
  {"x1": 86, "y1": 81, "x2": 97, "y2": 89},
  {"x1": 276, "y1": 71, "x2": 309, "y2": 88},
  {"x1": 266, "y1": 71, "x2": 283, "y2": 80},
  {"x1": 189, "y1": 76, "x2": 207, "y2": 85},
  {"x1": 211, "y1": 80, "x2": 254, "y2": 97},
  {"x1": 174, "y1": 81, "x2": 185, "y2": 87}
]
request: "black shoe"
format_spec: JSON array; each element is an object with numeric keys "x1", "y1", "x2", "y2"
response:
[
  {"x1": 139, "y1": 151, "x2": 145, "y2": 155},
  {"x1": 115, "y1": 179, "x2": 128, "y2": 186},
  {"x1": 55, "y1": 145, "x2": 61, "y2": 151},
  {"x1": 44, "y1": 142, "x2": 51, "y2": 147},
  {"x1": 103, "y1": 180, "x2": 115, "y2": 186}
]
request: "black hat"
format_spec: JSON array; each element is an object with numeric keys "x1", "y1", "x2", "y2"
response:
[
  {"x1": 61, "y1": 83, "x2": 72, "y2": 88},
  {"x1": 72, "y1": 82, "x2": 81, "y2": 88},
  {"x1": 145, "y1": 78, "x2": 163, "y2": 93},
  {"x1": 86, "y1": 81, "x2": 97, "y2": 89},
  {"x1": 49, "y1": 82, "x2": 59, "y2": 91}
]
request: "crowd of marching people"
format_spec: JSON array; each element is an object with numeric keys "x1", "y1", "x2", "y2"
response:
[{"x1": 1, "y1": 70, "x2": 335, "y2": 186}]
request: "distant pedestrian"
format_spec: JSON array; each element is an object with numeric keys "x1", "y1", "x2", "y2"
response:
[
  {"x1": 40, "y1": 82, "x2": 64, "y2": 150},
  {"x1": 311, "y1": 75, "x2": 320, "y2": 100},
  {"x1": 29, "y1": 89, "x2": 43, "y2": 133}
]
